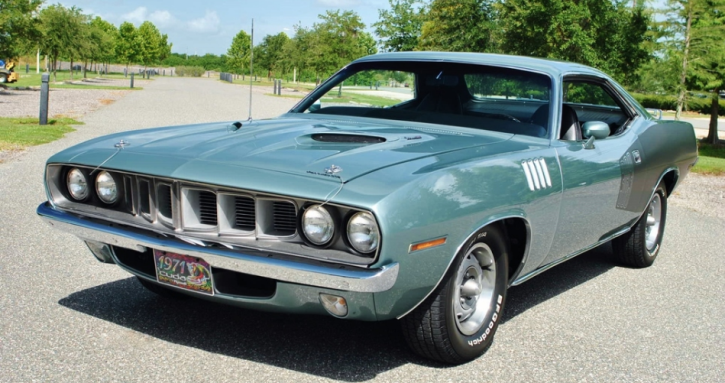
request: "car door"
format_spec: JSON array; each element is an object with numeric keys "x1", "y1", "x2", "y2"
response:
[{"x1": 544, "y1": 76, "x2": 642, "y2": 263}]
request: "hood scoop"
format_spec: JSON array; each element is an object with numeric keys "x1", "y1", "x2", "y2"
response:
[{"x1": 311, "y1": 133, "x2": 386, "y2": 144}]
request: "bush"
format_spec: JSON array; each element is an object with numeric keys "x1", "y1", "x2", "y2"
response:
[
  {"x1": 631, "y1": 92, "x2": 725, "y2": 116},
  {"x1": 174, "y1": 66, "x2": 205, "y2": 77}
]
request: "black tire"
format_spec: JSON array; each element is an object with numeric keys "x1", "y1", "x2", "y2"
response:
[
  {"x1": 401, "y1": 225, "x2": 509, "y2": 364},
  {"x1": 614, "y1": 184, "x2": 667, "y2": 268},
  {"x1": 136, "y1": 277, "x2": 189, "y2": 300}
]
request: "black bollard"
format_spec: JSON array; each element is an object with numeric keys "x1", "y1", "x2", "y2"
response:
[
  {"x1": 26, "y1": 64, "x2": 29, "y2": 74},
  {"x1": 130, "y1": 73, "x2": 134, "y2": 89},
  {"x1": 39, "y1": 74, "x2": 49, "y2": 125}
]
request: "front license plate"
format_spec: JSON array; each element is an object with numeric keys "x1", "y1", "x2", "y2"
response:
[{"x1": 153, "y1": 250, "x2": 213, "y2": 295}]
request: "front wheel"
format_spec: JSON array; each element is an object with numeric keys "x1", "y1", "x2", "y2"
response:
[
  {"x1": 614, "y1": 184, "x2": 668, "y2": 268},
  {"x1": 401, "y1": 225, "x2": 509, "y2": 364},
  {"x1": 0, "y1": 74, "x2": 7, "y2": 84}
]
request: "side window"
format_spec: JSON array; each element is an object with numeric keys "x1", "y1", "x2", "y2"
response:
[
  {"x1": 561, "y1": 80, "x2": 630, "y2": 139},
  {"x1": 564, "y1": 82, "x2": 618, "y2": 106}
]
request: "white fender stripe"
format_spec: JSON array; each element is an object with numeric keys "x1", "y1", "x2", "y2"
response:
[
  {"x1": 539, "y1": 158, "x2": 552, "y2": 187},
  {"x1": 522, "y1": 161, "x2": 535, "y2": 191},
  {"x1": 527, "y1": 161, "x2": 541, "y2": 190}
]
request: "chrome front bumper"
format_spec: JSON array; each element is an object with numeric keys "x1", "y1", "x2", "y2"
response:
[{"x1": 36, "y1": 202, "x2": 398, "y2": 293}]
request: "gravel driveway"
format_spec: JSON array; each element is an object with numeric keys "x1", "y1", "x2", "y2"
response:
[
  {"x1": 0, "y1": 87, "x2": 129, "y2": 119},
  {"x1": 0, "y1": 77, "x2": 723, "y2": 382}
]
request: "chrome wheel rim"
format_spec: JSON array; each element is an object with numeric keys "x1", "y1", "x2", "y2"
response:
[
  {"x1": 453, "y1": 243, "x2": 496, "y2": 336},
  {"x1": 645, "y1": 193, "x2": 662, "y2": 252}
]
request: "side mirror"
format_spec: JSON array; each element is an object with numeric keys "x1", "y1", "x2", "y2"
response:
[
  {"x1": 309, "y1": 100, "x2": 321, "y2": 113},
  {"x1": 582, "y1": 121, "x2": 610, "y2": 140},
  {"x1": 645, "y1": 108, "x2": 663, "y2": 119}
]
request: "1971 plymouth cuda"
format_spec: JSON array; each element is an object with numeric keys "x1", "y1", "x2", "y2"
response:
[{"x1": 37, "y1": 52, "x2": 698, "y2": 364}]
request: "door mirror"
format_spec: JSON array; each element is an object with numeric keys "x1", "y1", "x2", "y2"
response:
[
  {"x1": 582, "y1": 121, "x2": 610, "y2": 140},
  {"x1": 309, "y1": 99, "x2": 321, "y2": 113}
]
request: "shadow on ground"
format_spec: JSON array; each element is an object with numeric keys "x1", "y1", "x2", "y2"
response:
[{"x1": 59, "y1": 243, "x2": 617, "y2": 380}]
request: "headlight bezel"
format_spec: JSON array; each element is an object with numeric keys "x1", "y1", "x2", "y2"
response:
[{"x1": 95, "y1": 170, "x2": 120, "y2": 204}]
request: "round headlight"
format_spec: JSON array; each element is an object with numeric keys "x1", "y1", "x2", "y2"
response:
[
  {"x1": 347, "y1": 212, "x2": 379, "y2": 254},
  {"x1": 302, "y1": 205, "x2": 335, "y2": 245},
  {"x1": 95, "y1": 171, "x2": 118, "y2": 204},
  {"x1": 66, "y1": 168, "x2": 88, "y2": 200}
]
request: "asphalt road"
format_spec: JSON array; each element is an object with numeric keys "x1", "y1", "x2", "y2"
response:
[
  {"x1": 667, "y1": 116, "x2": 725, "y2": 131},
  {"x1": 1, "y1": 78, "x2": 723, "y2": 382}
]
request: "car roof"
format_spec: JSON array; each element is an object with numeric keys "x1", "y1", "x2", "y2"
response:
[{"x1": 352, "y1": 51, "x2": 607, "y2": 78}]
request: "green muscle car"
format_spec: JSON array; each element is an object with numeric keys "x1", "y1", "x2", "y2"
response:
[{"x1": 37, "y1": 52, "x2": 698, "y2": 364}]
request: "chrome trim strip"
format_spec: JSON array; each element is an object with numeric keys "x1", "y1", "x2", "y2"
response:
[
  {"x1": 511, "y1": 226, "x2": 630, "y2": 286},
  {"x1": 395, "y1": 214, "x2": 531, "y2": 319},
  {"x1": 37, "y1": 202, "x2": 398, "y2": 293}
]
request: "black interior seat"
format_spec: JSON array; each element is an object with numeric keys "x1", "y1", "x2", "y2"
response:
[{"x1": 560, "y1": 104, "x2": 582, "y2": 141}]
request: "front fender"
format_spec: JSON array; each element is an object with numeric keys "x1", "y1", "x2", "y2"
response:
[{"x1": 349, "y1": 145, "x2": 562, "y2": 319}]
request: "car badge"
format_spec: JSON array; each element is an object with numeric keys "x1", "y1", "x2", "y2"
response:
[
  {"x1": 325, "y1": 165, "x2": 342, "y2": 175},
  {"x1": 114, "y1": 139, "x2": 130, "y2": 149}
]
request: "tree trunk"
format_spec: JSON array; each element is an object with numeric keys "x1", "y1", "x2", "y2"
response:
[
  {"x1": 676, "y1": 5, "x2": 693, "y2": 121},
  {"x1": 706, "y1": 89, "x2": 720, "y2": 144},
  {"x1": 70, "y1": 58, "x2": 74, "y2": 81}
]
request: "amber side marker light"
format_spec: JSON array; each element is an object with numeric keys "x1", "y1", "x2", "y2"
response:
[{"x1": 409, "y1": 237, "x2": 447, "y2": 252}]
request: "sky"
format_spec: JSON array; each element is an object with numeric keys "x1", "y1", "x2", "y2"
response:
[{"x1": 57, "y1": 0, "x2": 390, "y2": 56}]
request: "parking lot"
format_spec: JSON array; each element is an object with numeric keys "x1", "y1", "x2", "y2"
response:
[{"x1": 0, "y1": 77, "x2": 722, "y2": 382}]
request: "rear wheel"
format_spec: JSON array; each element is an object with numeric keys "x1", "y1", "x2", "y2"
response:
[
  {"x1": 401, "y1": 225, "x2": 508, "y2": 364},
  {"x1": 614, "y1": 184, "x2": 667, "y2": 268},
  {"x1": 136, "y1": 277, "x2": 189, "y2": 299}
]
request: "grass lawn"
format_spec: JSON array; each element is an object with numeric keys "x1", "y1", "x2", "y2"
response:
[
  {"x1": 0, "y1": 117, "x2": 81, "y2": 151},
  {"x1": 693, "y1": 142, "x2": 725, "y2": 176}
]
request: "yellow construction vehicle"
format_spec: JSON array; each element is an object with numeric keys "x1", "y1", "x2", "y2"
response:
[{"x1": 0, "y1": 61, "x2": 19, "y2": 83}]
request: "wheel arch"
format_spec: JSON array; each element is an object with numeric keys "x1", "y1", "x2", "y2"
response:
[
  {"x1": 660, "y1": 167, "x2": 679, "y2": 197},
  {"x1": 395, "y1": 213, "x2": 531, "y2": 319}
]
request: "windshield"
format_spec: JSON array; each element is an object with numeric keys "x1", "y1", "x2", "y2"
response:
[{"x1": 292, "y1": 61, "x2": 552, "y2": 138}]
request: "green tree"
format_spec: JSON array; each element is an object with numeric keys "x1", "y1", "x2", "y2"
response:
[
  {"x1": 116, "y1": 22, "x2": 142, "y2": 70},
  {"x1": 0, "y1": 0, "x2": 43, "y2": 59},
  {"x1": 686, "y1": 0, "x2": 725, "y2": 143},
  {"x1": 158, "y1": 33, "x2": 172, "y2": 62},
  {"x1": 255, "y1": 32, "x2": 290, "y2": 78},
  {"x1": 373, "y1": 0, "x2": 428, "y2": 52},
  {"x1": 137, "y1": 21, "x2": 162, "y2": 70},
  {"x1": 88, "y1": 17, "x2": 117, "y2": 75},
  {"x1": 417, "y1": 0, "x2": 497, "y2": 52},
  {"x1": 38, "y1": 4, "x2": 87, "y2": 81},
  {"x1": 226, "y1": 29, "x2": 251, "y2": 74},
  {"x1": 499, "y1": 0, "x2": 651, "y2": 84},
  {"x1": 310, "y1": 10, "x2": 376, "y2": 78}
]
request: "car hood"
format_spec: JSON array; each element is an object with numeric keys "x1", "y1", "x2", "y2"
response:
[{"x1": 54, "y1": 116, "x2": 513, "y2": 182}]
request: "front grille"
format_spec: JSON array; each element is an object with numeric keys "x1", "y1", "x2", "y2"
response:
[
  {"x1": 272, "y1": 202, "x2": 297, "y2": 235},
  {"x1": 157, "y1": 184, "x2": 173, "y2": 219},
  {"x1": 234, "y1": 196, "x2": 255, "y2": 231},
  {"x1": 138, "y1": 179, "x2": 151, "y2": 216},
  {"x1": 198, "y1": 191, "x2": 217, "y2": 225}
]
